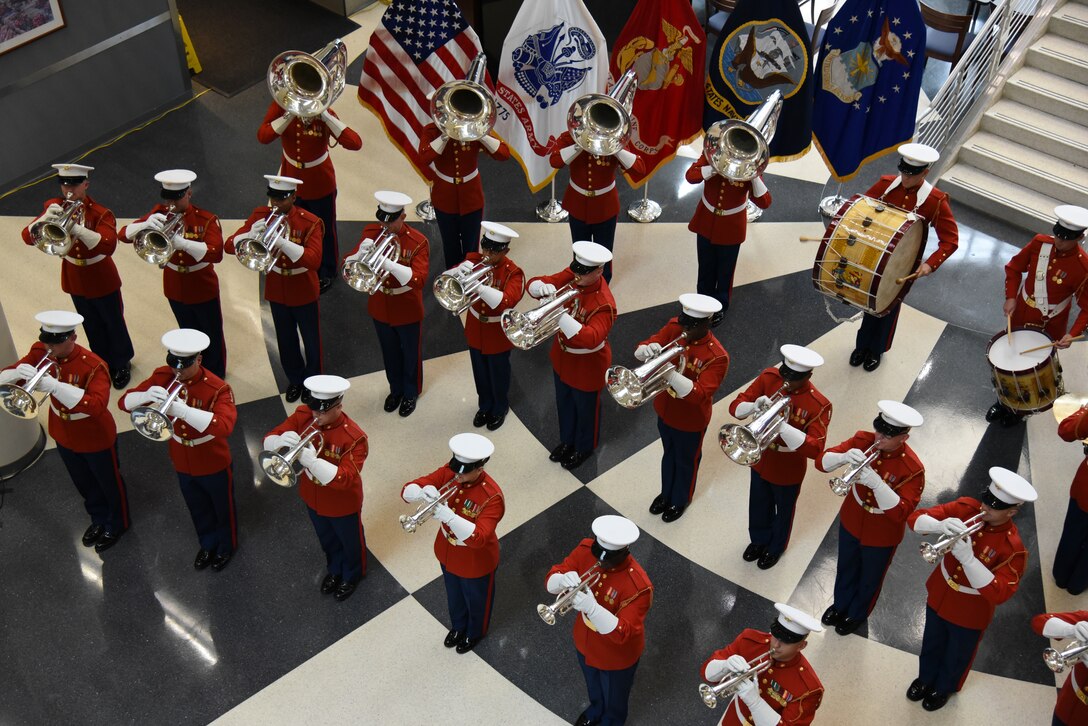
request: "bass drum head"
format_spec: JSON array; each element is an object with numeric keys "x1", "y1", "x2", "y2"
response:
[{"x1": 874, "y1": 217, "x2": 924, "y2": 313}]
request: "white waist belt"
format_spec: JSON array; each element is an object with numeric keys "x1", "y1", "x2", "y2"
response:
[
  {"x1": 380, "y1": 285, "x2": 411, "y2": 295},
  {"x1": 469, "y1": 307, "x2": 498, "y2": 322},
  {"x1": 569, "y1": 179, "x2": 615, "y2": 197},
  {"x1": 50, "y1": 402, "x2": 89, "y2": 420},
  {"x1": 851, "y1": 484, "x2": 886, "y2": 514},
  {"x1": 940, "y1": 559, "x2": 981, "y2": 595},
  {"x1": 701, "y1": 197, "x2": 748, "y2": 217},
  {"x1": 283, "y1": 150, "x2": 329, "y2": 169},
  {"x1": 165, "y1": 261, "x2": 209, "y2": 273},
  {"x1": 270, "y1": 265, "x2": 309, "y2": 276},
  {"x1": 561, "y1": 340, "x2": 605, "y2": 355},
  {"x1": 172, "y1": 433, "x2": 215, "y2": 447},
  {"x1": 64, "y1": 254, "x2": 106, "y2": 267},
  {"x1": 1020, "y1": 283, "x2": 1071, "y2": 318},
  {"x1": 431, "y1": 167, "x2": 479, "y2": 184}
]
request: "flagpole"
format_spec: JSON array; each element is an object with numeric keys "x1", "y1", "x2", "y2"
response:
[
  {"x1": 819, "y1": 182, "x2": 846, "y2": 219},
  {"x1": 536, "y1": 178, "x2": 569, "y2": 223},
  {"x1": 415, "y1": 186, "x2": 436, "y2": 222},
  {"x1": 627, "y1": 182, "x2": 661, "y2": 223}
]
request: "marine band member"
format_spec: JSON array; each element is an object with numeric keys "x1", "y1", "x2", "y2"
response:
[
  {"x1": 1031, "y1": 610, "x2": 1088, "y2": 726},
  {"x1": 1054, "y1": 401, "x2": 1088, "y2": 596}
]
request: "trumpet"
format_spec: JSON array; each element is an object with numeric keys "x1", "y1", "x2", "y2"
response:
[
  {"x1": 399, "y1": 477, "x2": 458, "y2": 533},
  {"x1": 606, "y1": 334, "x2": 687, "y2": 409},
  {"x1": 705, "y1": 90, "x2": 782, "y2": 181},
  {"x1": 29, "y1": 191, "x2": 83, "y2": 256},
  {"x1": 259, "y1": 425, "x2": 325, "y2": 488},
  {"x1": 0, "y1": 352, "x2": 57, "y2": 419},
  {"x1": 1043, "y1": 640, "x2": 1088, "y2": 673},
  {"x1": 829, "y1": 443, "x2": 879, "y2": 496},
  {"x1": 698, "y1": 651, "x2": 773, "y2": 708},
  {"x1": 133, "y1": 204, "x2": 187, "y2": 267},
  {"x1": 567, "y1": 68, "x2": 637, "y2": 157},
  {"x1": 235, "y1": 211, "x2": 289, "y2": 273},
  {"x1": 268, "y1": 39, "x2": 347, "y2": 120},
  {"x1": 501, "y1": 284, "x2": 580, "y2": 350},
  {"x1": 341, "y1": 229, "x2": 401, "y2": 294},
  {"x1": 433, "y1": 261, "x2": 494, "y2": 314},
  {"x1": 431, "y1": 53, "x2": 496, "y2": 143},
  {"x1": 131, "y1": 376, "x2": 189, "y2": 442},
  {"x1": 919, "y1": 512, "x2": 986, "y2": 564},
  {"x1": 719, "y1": 386, "x2": 791, "y2": 466},
  {"x1": 537, "y1": 563, "x2": 602, "y2": 625}
]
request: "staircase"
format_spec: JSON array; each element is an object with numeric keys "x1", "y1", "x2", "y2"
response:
[{"x1": 941, "y1": 0, "x2": 1088, "y2": 232}]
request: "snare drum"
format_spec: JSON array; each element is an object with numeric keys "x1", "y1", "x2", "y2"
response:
[
  {"x1": 811, "y1": 195, "x2": 925, "y2": 317},
  {"x1": 987, "y1": 328, "x2": 1065, "y2": 414}
]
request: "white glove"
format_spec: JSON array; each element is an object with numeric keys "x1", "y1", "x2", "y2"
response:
[
  {"x1": 705, "y1": 658, "x2": 731, "y2": 682},
  {"x1": 320, "y1": 110, "x2": 347, "y2": 137},
  {"x1": 380, "y1": 258, "x2": 413, "y2": 286},
  {"x1": 71, "y1": 222, "x2": 101, "y2": 249},
  {"x1": 871, "y1": 481, "x2": 901, "y2": 511},
  {"x1": 456, "y1": 260, "x2": 475, "y2": 275},
  {"x1": 434, "y1": 502, "x2": 455, "y2": 524},
  {"x1": 738, "y1": 677, "x2": 779, "y2": 726},
  {"x1": 15, "y1": 363, "x2": 39, "y2": 381},
  {"x1": 124, "y1": 217, "x2": 155, "y2": 236},
  {"x1": 278, "y1": 238, "x2": 305, "y2": 263},
  {"x1": 559, "y1": 145, "x2": 581, "y2": 164},
  {"x1": 180, "y1": 405, "x2": 213, "y2": 432},
  {"x1": 857, "y1": 466, "x2": 884, "y2": 489},
  {"x1": 735, "y1": 401, "x2": 757, "y2": 419},
  {"x1": 961, "y1": 550, "x2": 995, "y2": 589},
  {"x1": 166, "y1": 398, "x2": 191, "y2": 420},
  {"x1": 615, "y1": 149, "x2": 636, "y2": 169},
  {"x1": 173, "y1": 236, "x2": 208, "y2": 262},
  {"x1": 820, "y1": 450, "x2": 851, "y2": 471},
  {"x1": 666, "y1": 370, "x2": 694, "y2": 398},
  {"x1": 304, "y1": 454, "x2": 338, "y2": 485},
  {"x1": 34, "y1": 373, "x2": 58, "y2": 394},
  {"x1": 700, "y1": 165, "x2": 715, "y2": 181},
  {"x1": 298, "y1": 446, "x2": 319, "y2": 468},
  {"x1": 147, "y1": 212, "x2": 168, "y2": 228},
  {"x1": 777, "y1": 422, "x2": 806, "y2": 452},
  {"x1": 939, "y1": 517, "x2": 969, "y2": 537},
  {"x1": 845, "y1": 448, "x2": 869, "y2": 466},
  {"x1": 476, "y1": 284, "x2": 504, "y2": 309},
  {"x1": 270, "y1": 112, "x2": 294, "y2": 135},
  {"x1": 420, "y1": 484, "x2": 441, "y2": 502},
  {"x1": 754, "y1": 395, "x2": 773, "y2": 409},
  {"x1": 430, "y1": 134, "x2": 449, "y2": 154},
  {"x1": 751, "y1": 176, "x2": 769, "y2": 198},
  {"x1": 279, "y1": 430, "x2": 302, "y2": 448},
  {"x1": 0, "y1": 369, "x2": 23, "y2": 386},
  {"x1": 528, "y1": 280, "x2": 556, "y2": 298},
  {"x1": 250, "y1": 219, "x2": 268, "y2": 236},
  {"x1": 51, "y1": 380, "x2": 84, "y2": 409},
  {"x1": 634, "y1": 345, "x2": 655, "y2": 362},
  {"x1": 951, "y1": 535, "x2": 974, "y2": 564},
  {"x1": 42, "y1": 203, "x2": 65, "y2": 220},
  {"x1": 145, "y1": 385, "x2": 170, "y2": 404},
  {"x1": 1076, "y1": 621, "x2": 1088, "y2": 643},
  {"x1": 402, "y1": 483, "x2": 423, "y2": 502},
  {"x1": 1042, "y1": 618, "x2": 1088, "y2": 640},
  {"x1": 557, "y1": 312, "x2": 582, "y2": 338},
  {"x1": 479, "y1": 135, "x2": 501, "y2": 154},
  {"x1": 547, "y1": 570, "x2": 582, "y2": 594},
  {"x1": 726, "y1": 654, "x2": 751, "y2": 673},
  {"x1": 572, "y1": 589, "x2": 619, "y2": 634},
  {"x1": 643, "y1": 342, "x2": 663, "y2": 360}
]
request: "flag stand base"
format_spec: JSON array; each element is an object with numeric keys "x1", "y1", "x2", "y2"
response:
[
  {"x1": 536, "y1": 180, "x2": 568, "y2": 222},
  {"x1": 746, "y1": 200, "x2": 763, "y2": 223},
  {"x1": 415, "y1": 200, "x2": 436, "y2": 222},
  {"x1": 818, "y1": 194, "x2": 847, "y2": 219},
  {"x1": 628, "y1": 199, "x2": 661, "y2": 223}
]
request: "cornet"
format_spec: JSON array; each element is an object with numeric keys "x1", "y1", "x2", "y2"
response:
[
  {"x1": 705, "y1": 90, "x2": 782, "y2": 181},
  {"x1": 29, "y1": 191, "x2": 83, "y2": 256},
  {"x1": 501, "y1": 284, "x2": 580, "y2": 350},
  {"x1": 0, "y1": 352, "x2": 57, "y2": 419},
  {"x1": 399, "y1": 477, "x2": 458, "y2": 533},
  {"x1": 719, "y1": 386, "x2": 791, "y2": 466},
  {"x1": 606, "y1": 334, "x2": 687, "y2": 409},
  {"x1": 1043, "y1": 640, "x2": 1088, "y2": 673},
  {"x1": 829, "y1": 443, "x2": 879, "y2": 496},
  {"x1": 133, "y1": 204, "x2": 187, "y2": 267},
  {"x1": 567, "y1": 68, "x2": 637, "y2": 157},
  {"x1": 341, "y1": 229, "x2": 401, "y2": 294},
  {"x1": 431, "y1": 53, "x2": 496, "y2": 143},
  {"x1": 698, "y1": 651, "x2": 773, "y2": 708},
  {"x1": 259, "y1": 425, "x2": 325, "y2": 488},
  {"x1": 130, "y1": 376, "x2": 188, "y2": 442},
  {"x1": 433, "y1": 261, "x2": 494, "y2": 315},
  {"x1": 537, "y1": 562, "x2": 602, "y2": 625},
  {"x1": 235, "y1": 211, "x2": 288, "y2": 274},
  {"x1": 919, "y1": 512, "x2": 985, "y2": 564}
]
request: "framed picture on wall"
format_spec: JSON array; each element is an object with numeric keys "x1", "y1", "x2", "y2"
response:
[{"x1": 0, "y1": 0, "x2": 65, "y2": 57}]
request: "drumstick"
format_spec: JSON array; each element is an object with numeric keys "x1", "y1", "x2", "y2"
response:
[
  {"x1": 1019, "y1": 336, "x2": 1084, "y2": 355},
  {"x1": 1006, "y1": 315, "x2": 1013, "y2": 348},
  {"x1": 895, "y1": 271, "x2": 922, "y2": 285},
  {"x1": 798, "y1": 236, "x2": 824, "y2": 242}
]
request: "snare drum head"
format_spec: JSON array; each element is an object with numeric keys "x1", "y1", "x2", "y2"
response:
[{"x1": 987, "y1": 329, "x2": 1052, "y2": 370}]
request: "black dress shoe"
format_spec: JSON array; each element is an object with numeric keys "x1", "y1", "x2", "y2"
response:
[
  {"x1": 383, "y1": 393, "x2": 402, "y2": 412},
  {"x1": 321, "y1": 573, "x2": 342, "y2": 595},
  {"x1": 649, "y1": 495, "x2": 667, "y2": 515},
  {"x1": 862, "y1": 351, "x2": 882, "y2": 371},
  {"x1": 922, "y1": 692, "x2": 950, "y2": 711},
  {"x1": 473, "y1": 410, "x2": 489, "y2": 427},
  {"x1": 821, "y1": 605, "x2": 843, "y2": 626},
  {"x1": 210, "y1": 553, "x2": 232, "y2": 571},
  {"x1": 194, "y1": 549, "x2": 213, "y2": 570},
  {"x1": 906, "y1": 678, "x2": 934, "y2": 702},
  {"x1": 985, "y1": 402, "x2": 1005, "y2": 422},
  {"x1": 81, "y1": 524, "x2": 104, "y2": 547},
  {"x1": 756, "y1": 551, "x2": 781, "y2": 570},
  {"x1": 710, "y1": 311, "x2": 724, "y2": 328},
  {"x1": 561, "y1": 450, "x2": 591, "y2": 470},
  {"x1": 574, "y1": 710, "x2": 600, "y2": 726},
  {"x1": 849, "y1": 348, "x2": 866, "y2": 367},
  {"x1": 444, "y1": 629, "x2": 464, "y2": 648},
  {"x1": 398, "y1": 398, "x2": 417, "y2": 417},
  {"x1": 486, "y1": 413, "x2": 506, "y2": 431},
  {"x1": 334, "y1": 580, "x2": 357, "y2": 601},
  {"x1": 743, "y1": 543, "x2": 766, "y2": 562},
  {"x1": 455, "y1": 635, "x2": 481, "y2": 654},
  {"x1": 319, "y1": 277, "x2": 335, "y2": 294},
  {"x1": 94, "y1": 529, "x2": 124, "y2": 553},
  {"x1": 285, "y1": 384, "x2": 303, "y2": 403},
  {"x1": 549, "y1": 443, "x2": 572, "y2": 462},
  {"x1": 835, "y1": 616, "x2": 864, "y2": 635},
  {"x1": 111, "y1": 366, "x2": 131, "y2": 390},
  {"x1": 1001, "y1": 409, "x2": 1025, "y2": 428},
  {"x1": 662, "y1": 504, "x2": 686, "y2": 523}
]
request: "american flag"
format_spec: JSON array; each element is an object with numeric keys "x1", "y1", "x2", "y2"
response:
[{"x1": 357, "y1": 0, "x2": 483, "y2": 179}]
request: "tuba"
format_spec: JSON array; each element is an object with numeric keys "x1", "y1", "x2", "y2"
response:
[
  {"x1": 919, "y1": 512, "x2": 986, "y2": 564},
  {"x1": 1044, "y1": 640, "x2": 1088, "y2": 673},
  {"x1": 537, "y1": 562, "x2": 602, "y2": 625},
  {"x1": 698, "y1": 651, "x2": 773, "y2": 708},
  {"x1": 29, "y1": 191, "x2": 83, "y2": 257},
  {"x1": 433, "y1": 261, "x2": 494, "y2": 315},
  {"x1": 399, "y1": 476, "x2": 458, "y2": 533},
  {"x1": 130, "y1": 375, "x2": 189, "y2": 442},
  {"x1": 431, "y1": 53, "x2": 496, "y2": 143},
  {"x1": 607, "y1": 334, "x2": 687, "y2": 409},
  {"x1": 719, "y1": 386, "x2": 791, "y2": 466},
  {"x1": 500, "y1": 284, "x2": 580, "y2": 350},
  {"x1": 341, "y1": 228, "x2": 401, "y2": 294},
  {"x1": 267, "y1": 39, "x2": 347, "y2": 120},
  {"x1": 235, "y1": 211, "x2": 288, "y2": 274},
  {"x1": 567, "y1": 68, "x2": 638, "y2": 157},
  {"x1": 0, "y1": 352, "x2": 57, "y2": 419},
  {"x1": 133, "y1": 205, "x2": 187, "y2": 267},
  {"x1": 259, "y1": 425, "x2": 325, "y2": 488},
  {"x1": 705, "y1": 89, "x2": 782, "y2": 181},
  {"x1": 828, "y1": 443, "x2": 879, "y2": 496}
]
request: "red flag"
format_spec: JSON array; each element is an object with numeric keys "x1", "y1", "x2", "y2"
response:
[{"x1": 609, "y1": 0, "x2": 707, "y2": 186}]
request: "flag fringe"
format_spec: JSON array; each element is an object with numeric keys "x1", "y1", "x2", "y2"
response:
[{"x1": 811, "y1": 134, "x2": 903, "y2": 184}]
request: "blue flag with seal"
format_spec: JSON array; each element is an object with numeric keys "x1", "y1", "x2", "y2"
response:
[
  {"x1": 703, "y1": 0, "x2": 812, "y2": 161},
  {"x1": 811, "y1": 0, "x2": 926, "y2": 181}
]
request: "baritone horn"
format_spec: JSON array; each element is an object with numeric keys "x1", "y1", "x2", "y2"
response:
[
  {"x1": 0, "y1": 352, "x2": 57, "y2": 419},
  {"x1": 501, "y1": 284, "x2": 580, "y2": 350},
  {"x1": 698, "y1": 651, "x2": 773, "y2": 708},
  {"x1": 234, "y1": 211, "x2": 288, "y2": 274},
  {"x1": 567, "y1": 68, "x2": 637, "y2": 157},
  {"x1": 606, "y1": 334, "x2": 687, "y2": 409},
  {"x1": 267, "y1": 39, "x2": 347, "y2": 119},
  {"x1": 433, "y1": 261, "x2": 494, "y2": 315},
  {"x1": 400, "y1": 477, "x2": 458, "y2": 533},
  {"x1": 29, "y1": 191, "x2": 83, "y2": 257},
  {"x1": 341, "y1": 228, "x2": 401, "y2": 294},
  {"x1": 1043, "y1": 640, "x2": 1088, "y2": 673},
  {"x1": 719, "y1": 386, "x2": 791, "y2": 466},
  {"x1": 431, "y1": 53, "x2": 496, "y2": 142},
  {"x1": 259, "y1": 425, "x2": 325, "y2": 488},
  {"x1": 828, "y1": 443, "x2": 879, "y2": 496},
  {"x1": 919, "y1": 512, "x2": 986, "y2": 564},
  {"x1": 130, "y1": 376, "x2": 188, "y2": 442},
  {"x1": 705, "y1": 89, "x2": 782, "y2": 181},
  {"x1": 133, "y1": 205, "x2": 186, "y2": 267},
  {"x1": 537, "y1": 562, "x2": 602, "y2": 625}
]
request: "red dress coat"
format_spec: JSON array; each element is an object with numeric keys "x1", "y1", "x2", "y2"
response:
[
  {"x1": 545, "y1": 539, "x2": 653, "y2": 670},
  {"x1": 256, "y1": 102, "x2": 362, "y2": 200},
  {"x1": 865, "y1": 175, "x2": 959, "y2": 271},
  {"x1": 22, "y1": 196, "x2": 121, "y2": 298},
  {"x1": 685, "y1": 158, "x2": 772, "y2": 245},
  {"x1": 908, "y1": 497, "x2": 1027, "y2": 629},
  {"x1": 461, "y1": 252, "x2": 525, "y2": 355},
  {"x1": 347, "y1": 223, "x2": 430, "y2": 326},
  {"x1": 639, "y1": 321, "x2": 729, "y2": 432},
  {"x1": 1031, "y1": 610, "x2": 1088, "y2": 725},
  {"x1": 119, "y1": 203, "x2": 223, "y2": 304},
  {"x1": 403, "y1": 465, "x2": 505, "y2": 578},
  {"x1": 1058, "y1": 406, "x2": 1088, "y2": 511},
  {"x1": 729, "y1": 369, "x2": 832, "y2": 485},
  {"x1": 118, "y1": 366, "x2": 235, "y2": 476},
  {"x1": 527, "y1": 269, "x2": 617, "y2": 392},
  {"x1": 418, "y1": 123, "x2": 511, "y2": 214},
  {"x1": 819, "y1": 432, "x2": 925, "y2": 547},
  {"x1": 549, "y1": 132, "x2": 645, "y2": 224},
  {"x1": 267, "y1": 406, "x2": 368, "y2": 517},
  {"x1": 226, "y1": 205, "x2": 323, "y2": 306},
  {"x1": 6, "y1": 343, "x2": 115, "y2": 453},
  {"x1": 702, "y1": 629, "x2": 823, "y2": 726},
  {"x1": 1004, "y1": 234, "x2": 1088, "y2": 339}
]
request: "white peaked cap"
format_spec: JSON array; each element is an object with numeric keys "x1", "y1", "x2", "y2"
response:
[
  {"x1": 592, "y1": 515, "x2": 639, "y2": 550},
  {"x1": 988, "y1": 467, "x2": 1038, "y2": 505},
  {"x1": 480, "y1": 221, "x2": 519, "y2": 244},
  {"x1": 774, "y1": 603, "x2": 824, "y2": 636},
  {"x1": 573, "y1": 240, "x2": 612, "y2": 267},
  {"x1": 154, "y1": 169, "x2": 197, "y2": 190},
  {"x1": 304, "y1": 374, "x2": 350, "y2": 400},
  {"x1": 1054, "y1": 205, "x2": 1088, "y2": 233},
  {"x1": 35, "y1": 310, "x2": 83, "y2": 333},
  {"x1": 449, "y1": 432, "x2": 495, "y2": 463},
  {"x1": 264, "y1": 174, "x2": 303, "y2": 191},
  {"x1": 52, "y1": 163, "x2": 94, "y2": 178},
  {"x1": 679, "y1": 293, "x2": 722, "y2": 318},
  {"x1": 898, "y1": 143, "x2": 939, "y2": 167},
  {"x1": 375, "y1": 190, "x2": 412, "y2": 213},
  {"x1": 877, "y1": 400, "x2": 924, "y2": 428},
  {"x1": 781, "y1": 344, "x2": 824, "y2": 372},
  {"x1": 161, "y1": 328, "x2": 210, "y2": 357}
]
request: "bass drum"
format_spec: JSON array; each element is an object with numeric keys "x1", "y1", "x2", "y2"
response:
[{"x1": 987, "y1": 327, "x2": 1064, "y2": 415}]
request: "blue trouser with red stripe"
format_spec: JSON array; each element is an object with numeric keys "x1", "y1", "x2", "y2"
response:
[
  {"x1": 554, "y1": 373, "x2": 601, "y2": 454},
  {"x1": 71, "y1": 291, "x2": 134, "y2": 373},
  {"x1": 177, "y1": 467, "x2": 236, "y2": 556},
  {"x1": 269, "y1": 300, "x2": 322, "y2": 387},
  {"x1": 57, "y1": 442, "x2": 129, "y2": 535},
  {"x1": 748, "y1": 469, "x2": 800, "y2": 555},
  {"x1": 695, "y1": 235, "x2": 741, "y2": 312},
  {"x1": 435, "y1": 207, "x2": 483, "y2": 269},
  {"x1": 1054, "y1": 497, "x2": 1088, "y2": 595},
  {"x1": 470, "y1": 348, "x2": 511, "y2": 417},
  {"x1": 577, "y1": 652, "x2": 639, "y2": 726},
  {"x1": 832, "y1": 523, "x2": 897, "y2": 620},
  {"x1": 441, "y1": 565, "x2": 496, "y2": 640},
  {"x1": 307, "y1": 507, "x2": 366, "y2": 584},
  {"x1": 374, "y1": 320, "x2": 422, "y2": 399},
  {"x1": 296, "y1": 191, "x2": 340, "y2": 280},
  {"x1": 918, "y1": 605, "x2": 984, "y2": 693},
  {"x1": 568, "y1": 215, "x2": 618, "y2": 283},
  {"x1": 856, "y1": 301, "x2": 902, "y2": 354},
  {"x1": 169, "y1": 298, "x2": 227, "y2": 379},
  {"x1": 657, "y1": 419, "x2": 705, "y2": 509}
]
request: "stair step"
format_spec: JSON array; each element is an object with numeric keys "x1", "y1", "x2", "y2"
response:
[
  {"x1": 981, "y1": 99, "x2": 1088, "y2": 168},
  {"x1": 1026, "y1": 33, "x2": 1088, "y2": 85},
  {"x1": 940, "y1": 163, "x2": 1061, "y2": 232},
  {"x1": 1004, "y1": 66, "x2": 1088, "y2": 125},
  {"x1": 1052, "y1": 1, "x2": 1088, "y2": 44},
  {"x1": 958, "y1": 132, "x2": 1088, "y2": 207}
]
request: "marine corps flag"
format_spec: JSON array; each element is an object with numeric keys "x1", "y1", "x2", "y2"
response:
[
  {"x1": 493, "y1": 0, "x2": 608, "y2": 192},
  {"x1": 704, "y1": 0, "x2": 812, "y2": 161},
  {"x1": 811, "y1": 0, "x2": 926, "y2": 181},
  {"x1": 609, "y1": 0, "x2": 707, "y2": 186}
]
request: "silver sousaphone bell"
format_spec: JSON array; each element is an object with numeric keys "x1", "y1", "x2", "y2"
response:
[
  {"x1": 268, "y1": 39, "x2": 348, "y2": 120},
  {"x1": 704, "y1": 89, "x2": 782, "y2": 182},
  {"x1": 431, "y1": 53, "x2": 496, "y2": 143},
  {"x1": 567, "y1": 68, "x2": 638, "y2": 157}
]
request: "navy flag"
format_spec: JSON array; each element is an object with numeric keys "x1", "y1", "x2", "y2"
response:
[
  {"x1": 811, "y1": 0, "x2": 926, "y2": 181},
  {"x1": 703, "y1": 0, "x2": 812, "y2": 162}
]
